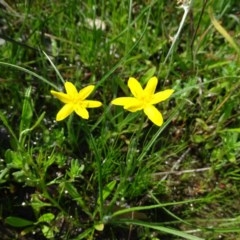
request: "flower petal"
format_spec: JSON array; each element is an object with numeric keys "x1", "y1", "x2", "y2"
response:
[
  {"x1": 51, "y1": 90, "x2": 72, "y2": 103},
  {"x1": 78, "y1": 85, "x2": 95, "y2": 100},
  {"x1": 74, "y1": 106, "x2": 89, "y2": 119},
  {"x1": 144, "y1": 77, "x2": 158, "y2": 96},
  {"x1": 151, "y1": 89, "x2": 174, "y2": 105},
  {"x1": 111, "y1": 97, "x2": 136, "y2": 106},
  {"x1": 125, "y1": 99, "x2": 143, "y2": 112},
  {"x1": 128, "y1": 77, "x2": 143, "y2": 98},
  {"x1": 143, "y1": 105, "x2": 163, "y2": 126},
  {"x1": 65, "y1": 82, "x2": 78, "y2": 98},
  {"x1": 56, "y1": 104, "x2": 74, "y2": 121},
  {"x1": 111, "y1": 97, "x2": 143, "y2": 112},
  {"x1": 83, "y1": 100, "x2": 102, "y2": 108}
]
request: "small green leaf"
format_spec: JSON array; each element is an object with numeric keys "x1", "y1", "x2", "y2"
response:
[
  {"x1": 64, "y1": 182, "x2": 86, "y2": 208},
  {"x1": 5, "y1": 150, "x2": 23, "y2": 169},
  {"x1": 31, "y1": 193, "x2": 52, "y2": 210},
  {"x1": 5, "y1": 216, "x2": 34, "y2": 227},
  {"x1": 20, "y1": 87, "x2": 33, "y2": 134},
  {"x1": 41, "y1": 225, "x2": 55, "y2": 239},
  {"x1": 98, "y1": 180, "x2": 117, "y2": 205},
  {"x1": 38, "y1": 213, "x2": 55, "y2": 223},
  {"x1": 0, "y1": 111, "x2": 19, "y2": 148},
  {"x1": 94, "y1": 223, "x2": 104, "y2": 231}
]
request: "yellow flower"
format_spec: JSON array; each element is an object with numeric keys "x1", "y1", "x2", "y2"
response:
[
  {"x1": 111, "y1": 77, "x2": 174, "y2": 126},
  {"x1": 51, "y1": 81, "x2": 102, "y2": 121}
]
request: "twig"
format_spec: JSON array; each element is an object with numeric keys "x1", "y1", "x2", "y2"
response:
[
  {"x1": 160, "y1": 147, "x2": 191, "y2": 181},
  {"x1": 153, "y1": 167, "x2": 211, "y2": 178},
  {"x1": 163, "y1": 0, "x2": 193, "y2": 64}
]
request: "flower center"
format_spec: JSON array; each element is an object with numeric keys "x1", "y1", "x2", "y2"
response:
[
  {"x1": 140, "y1": 94, "x2": 152, "y2": 108},
  {"x1": 73, "y1": 97, "x2": 84, "y2": 106}
]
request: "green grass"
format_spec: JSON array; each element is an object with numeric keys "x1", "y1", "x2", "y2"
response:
[{"x1": 0, "y1": 0, "x2": 240, "y2": 239}]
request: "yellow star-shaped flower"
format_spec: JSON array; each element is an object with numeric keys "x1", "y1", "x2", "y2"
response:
[
  {"x1": 51, "y1": 81, "x2": 102, "y2": 121},
  {"x1": 111, "y1": 77, "x2": 174, "y2": 126}
]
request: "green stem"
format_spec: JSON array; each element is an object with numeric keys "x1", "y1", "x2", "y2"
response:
[
  {"x1": 40, "y1": 177, "x2": 65, "y2": 214},
  {"x1": 86, "y1": 127, "x2": 103, "y2": 220},
  {"x1": 136, "y1": 113, "x2": 145, "y2": 142},
  {"x1": 44, "y1": 189, "x2": 64, "y2": 212}
]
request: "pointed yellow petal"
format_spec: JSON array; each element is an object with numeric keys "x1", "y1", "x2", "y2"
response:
[
  {"x1": 125, "y1": 99, "x2": 143, "y2": 112},
  {"x1": 111, "y1": 97, "x2": 136, "y2": 106},
  {"x1": 111, "y1": 97, "x2": 143, "y2": 112},
  {"x1": 151, "y1": 89, "x2": 174, "y2": 105},
  {"x1": 74, "y1": 106, "x2": 89, "y2": 119},
  {"x1": 65, "y1": 82, "x2": 78, "y2": 98},
  {"x1": 56, "y1": 104, "x2": 74, "y2": 121},
  {"x1": 83, "y1": 100, "x2": 102, "y2": 108},
  {"x1": 78, "y1": 85, "x2": 95, "y2": 100},
  {"x1": 144, "y1": 77, "x2": 158, "y2": 96},
  {"x1": 128, "y1": 77, "x2": 143, "y2": 98},
  {"x1": 144, "y1": 105, "x2": 163, "y2": 126},
  {"x1": 51, "y1": 90, "x2": 72, "y2": 103}
]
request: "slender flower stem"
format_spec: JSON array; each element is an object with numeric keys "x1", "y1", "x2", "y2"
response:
[
  {"x1": 163, "y1": 0, "x2": 193, "y2": 64},
  {"x1": 85, "y1": 126, "x2": 103, "y2": 220},
  {"x1": 136, "y1": 113, "x2": 145, "y2": 140}
]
